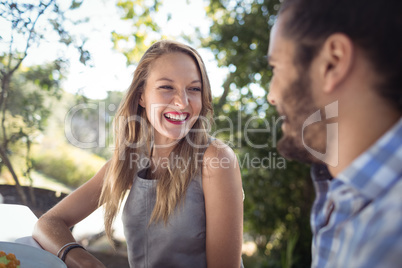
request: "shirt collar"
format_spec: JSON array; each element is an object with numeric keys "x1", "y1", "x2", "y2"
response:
[
  {"x1": 336, "y1": 117, "x2": 402, "y2": 200},
  {"x1": 311, "y1": 163, "x2": 332, "y2": 182}
]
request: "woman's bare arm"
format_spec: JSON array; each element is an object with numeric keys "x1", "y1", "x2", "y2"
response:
[
  {"x1": 203, "y1": 140, "x2": 244, "y2": 268},
  {"x1": 32, "y1": 162, "x2": 110, "y2": 268}
]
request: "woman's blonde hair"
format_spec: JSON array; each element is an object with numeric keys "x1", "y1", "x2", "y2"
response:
[{"x1": 99, "y1": 40, "x2": 213, "y2": 244}]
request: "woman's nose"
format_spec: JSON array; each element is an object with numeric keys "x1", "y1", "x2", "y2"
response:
[{"x1": 174, "y1": 90, "x2": 189, "y2": 108}]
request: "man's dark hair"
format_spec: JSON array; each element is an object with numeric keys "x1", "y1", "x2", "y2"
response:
[{"x1": 279, "y1": 0, "x2": 402, "y2": 111}]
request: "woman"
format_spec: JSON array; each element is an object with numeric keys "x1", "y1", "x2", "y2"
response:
[{"x1": 33, "y1": 40, "x2": 244, "y2": 268}]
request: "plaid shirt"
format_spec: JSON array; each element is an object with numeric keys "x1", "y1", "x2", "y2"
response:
[{"x1": 310, "y1": 118, "x2": 402, "y2": 268}]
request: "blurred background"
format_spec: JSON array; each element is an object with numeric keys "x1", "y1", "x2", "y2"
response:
[{"x1": 0, "y1": 0, "x2": 313, "y2": 267}]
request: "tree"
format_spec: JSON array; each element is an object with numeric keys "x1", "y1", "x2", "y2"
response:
[
  {"x1": 3, "y1": 62, "x2": 64, "y2": 205},
  {"x1": 0, "y1": 0, "x2": 90, "y2": 204},
  {"x1": 203, "y1": 1, "x2": 314, "y2": 266},
  {"x1": 112, "y1": 0, "x2": 163, "y2": 64}
]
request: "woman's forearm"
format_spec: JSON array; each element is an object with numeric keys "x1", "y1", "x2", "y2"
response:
[{"x1": 33, "y1": 216, "x2": 106, "y2": 268}]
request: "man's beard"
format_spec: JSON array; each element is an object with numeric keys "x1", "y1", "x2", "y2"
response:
[{"x1": 276, "y1": 71, "x2": 326, "y2": 164}]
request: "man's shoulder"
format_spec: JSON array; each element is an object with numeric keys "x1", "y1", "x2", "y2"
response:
[
  {"x1": 334, "y1": 174, "x2": 402, "y2": 267},
  {"x1": 359, "y1": 175, "x2": 402, "y2": 229},
  {"x1": 377, "y1": 175, "x2": 402, "y2": 209}
]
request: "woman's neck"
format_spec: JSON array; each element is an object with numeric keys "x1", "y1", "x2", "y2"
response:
[
  {"x1": 152, "y1": 146, "x2": 173, "y2": 159},
  {"x1": 146, "y1": 144, "x2": 175, "y2": 179}
]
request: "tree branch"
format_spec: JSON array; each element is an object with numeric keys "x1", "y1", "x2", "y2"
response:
[
  {"x1": 9, "y1": 0, "x2": 56, "y2": 76},
  {"x1": 215, "y1": 73, "x2": 233, "y2": 114}
]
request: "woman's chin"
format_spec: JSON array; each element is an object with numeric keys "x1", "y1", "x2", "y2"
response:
[{"x1": 154, "y1": 132, "x2": 188, "y2": 147}]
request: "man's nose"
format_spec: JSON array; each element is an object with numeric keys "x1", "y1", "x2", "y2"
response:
[{"x1": 267, "y1": 91, "x2": 276, "y2": 106}]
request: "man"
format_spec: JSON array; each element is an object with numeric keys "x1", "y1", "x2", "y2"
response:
[{"x1": 267, "y1": 0, "x2": 402, "y2": 267}]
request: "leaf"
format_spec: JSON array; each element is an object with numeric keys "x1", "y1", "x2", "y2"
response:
[{"x1": 70, "y1": 0, "x2": 84, "y2": 10}]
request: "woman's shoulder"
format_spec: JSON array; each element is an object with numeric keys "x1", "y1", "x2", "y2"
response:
[
  {"x1": 201, "y1": 138, "x2": 242, "y2": 199},
  {"x1": 203, "y1": 138, "x2": 238, "y2": 171}
]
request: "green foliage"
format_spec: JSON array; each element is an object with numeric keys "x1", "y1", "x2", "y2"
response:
[
  {"x1": 0, "y1": 0, "x2": 90, "y2": 198},
  {"x1": 69, "y1": 0, "x2": 84, "y2": 10},
  {"x1": 281, "y1": 233, "x2": 299, "y2": 268},
  {"x1": 205, "y1": 1, "x2": 314, "y2": 267},
  {"x1": 32, "y1": 139, "x2": 106, "y2": 188},
  {"x1": 211, "y1": 99, "x2": 313, "y2": 267},
  {"x1": 29, "y1": 89, "x2": 108, "y2": 187},
  {"x1": 113, "y1": 0, "x2": 163, "y2": 64},
  {"x1": 65, "y1": 90, "x2": 125, "y2": 159},
  {"x1": 204, "y1": 0, "x2": 279, "y2": 109},
  {"x1": 0, "y1": 62, "x2": 63, "y2": 181},
  {"x1": 7, "y1": 62, "x2": 64, "y2": 130},
  {"x1": 0, "y1": 1, "x2": 91, "y2": 67}
]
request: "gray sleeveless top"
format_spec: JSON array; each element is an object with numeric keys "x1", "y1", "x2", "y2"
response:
[{"x1": 122, "y1": 167, "x2": 208, "y2": 268}]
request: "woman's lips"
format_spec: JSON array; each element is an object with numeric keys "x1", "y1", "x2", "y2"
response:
[{"x1": 164, "y1": 112, "x2": 190, "y2": 125}]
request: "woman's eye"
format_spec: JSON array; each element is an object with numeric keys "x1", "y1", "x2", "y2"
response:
[
  {"x1": 159, "y1": 85, "x2": 174, "y2": 90},
  {"x1": 189, "y1": 87, "x2": 201, "y2": 92}
]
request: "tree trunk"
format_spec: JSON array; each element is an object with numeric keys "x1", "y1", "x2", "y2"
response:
[
  {"x1": 0, "y1": 146, "x2": 28, "y2": 205},
  {"x1": 215, "y1": 74, "x2": 232, "y2": 113}
]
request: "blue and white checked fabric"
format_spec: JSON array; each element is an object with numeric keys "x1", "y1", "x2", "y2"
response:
[{"x1": 310, "y1": 117, "x2": 402, "y2": 268}]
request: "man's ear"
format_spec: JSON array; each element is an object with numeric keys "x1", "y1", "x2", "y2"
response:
[{"x1": 318, "y1": 33, "x2": 354, "y2": 93}]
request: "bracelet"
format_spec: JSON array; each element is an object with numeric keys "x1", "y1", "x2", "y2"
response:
[
  {"x1": 60, "y1": 244, "x2": 86, "y2": 262},
  {"x1": 57, "y1": 242, "x2": 79, "y2": 258}
]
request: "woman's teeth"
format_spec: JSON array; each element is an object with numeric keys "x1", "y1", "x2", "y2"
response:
[{"x1": 165, "y1": 113, "x2": 187, "y2": 121}]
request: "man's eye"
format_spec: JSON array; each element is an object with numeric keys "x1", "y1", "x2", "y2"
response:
[{"x1": 268, "y1": 65, "x2": 275, "y2": 72}]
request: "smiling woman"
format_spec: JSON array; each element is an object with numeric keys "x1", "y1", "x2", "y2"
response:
[
  {"x1": 33, "y1": 40, "x2": 244, "y2": 268},
  {"x1": 139, "y1": 52, "x2": 203, "y2": 144}
]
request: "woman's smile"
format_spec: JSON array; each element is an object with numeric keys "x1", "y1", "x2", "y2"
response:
[{"x1": 164, "y1": 112, "x2": 190, "y2": 125}]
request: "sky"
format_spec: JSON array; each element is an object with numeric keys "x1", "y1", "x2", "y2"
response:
[{"x1": 19, "y1": 0, "x2": 229, "y2": 100}]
